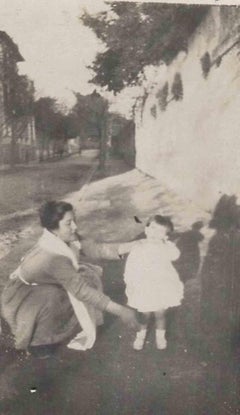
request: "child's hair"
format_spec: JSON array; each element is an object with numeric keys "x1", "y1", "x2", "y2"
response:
[{"x1": 146, "y1": 215, "x2": 174, "y2": 233}]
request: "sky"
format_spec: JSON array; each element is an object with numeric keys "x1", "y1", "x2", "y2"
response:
[{"x1": 0, "y1": 0, "x2": 109, "y2": 107}]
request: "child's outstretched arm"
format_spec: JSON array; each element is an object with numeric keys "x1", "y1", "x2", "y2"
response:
[{"x1": 118, "y1": 240, "x2": 143, "y2": 256}]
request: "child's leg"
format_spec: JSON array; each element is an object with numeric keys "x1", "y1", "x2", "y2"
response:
[
  {"x1": 154, "y1": 309, "x2": 167, "y2": 349},
  {"x1": 133, "y1": 312, "x2": 151, "y2": 350}
]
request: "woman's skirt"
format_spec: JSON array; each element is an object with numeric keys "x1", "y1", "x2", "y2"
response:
[{"x1": 1, "y1": 279, "x2": 80, "y2": 350}]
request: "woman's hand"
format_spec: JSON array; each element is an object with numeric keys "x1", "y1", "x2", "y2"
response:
[
  {"x1": 106, "y1": 301, "x2": 140, "y2": 330},
  {"x1": 118, "y1": 307, "x2": 140, "y2": 330}
]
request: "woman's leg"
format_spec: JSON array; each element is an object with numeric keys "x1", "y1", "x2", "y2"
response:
[
  {"x1": 133, "y1": 312, "x2": 151, "y2": 350},
  {"x1": 28, "y1": 286, "x2": 79, "y2": 348},
  {"x1": 154, "y1": 309, "x2": 167, "y2": 349}
]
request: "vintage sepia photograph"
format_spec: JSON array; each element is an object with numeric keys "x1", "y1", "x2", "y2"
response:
[{"x1": 0, "y1": 0, "x2": 240, "y2": 413}]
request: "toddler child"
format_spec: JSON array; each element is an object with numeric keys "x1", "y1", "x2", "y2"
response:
[{"x1": 123, "y1": 215, "x2": 184, "y2": 350}]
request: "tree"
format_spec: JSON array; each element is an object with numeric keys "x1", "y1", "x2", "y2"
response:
[
  {"x1": 34, "y1": 97, "x2": 81, "y2": 160},
  {"x1": 70, "y1": 90, "x2": 109, "y2": 168},
  {"x1": 34, "y1": 97, "x2": 60, "y2": 160},
  {"x1": 61, "y1": 113, "x2": 79, "y2": 139},
  {"x1": 81, "y1": 2, "x2": 209, "y2": 94},
  {"x1": 10, "y1": 75, "x2": 35, "y2": 117}
]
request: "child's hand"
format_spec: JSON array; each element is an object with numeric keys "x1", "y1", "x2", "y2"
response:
[{"x1": 162, "y1": 236, "x2": 169, "y2": 243}]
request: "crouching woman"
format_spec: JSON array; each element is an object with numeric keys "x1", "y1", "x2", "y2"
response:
[{"x1": 1, "y1": 201, "x2": 139, "y2": 356}]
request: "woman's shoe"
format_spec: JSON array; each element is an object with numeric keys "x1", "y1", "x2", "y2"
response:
[{"x1": 28, "y1": 344, "x2": 59, "y2": 358}]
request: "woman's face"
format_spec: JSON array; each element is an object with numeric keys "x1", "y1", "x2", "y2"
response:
[{"x1": 54, "y1": 211, "x2": 78, "y2": 243}]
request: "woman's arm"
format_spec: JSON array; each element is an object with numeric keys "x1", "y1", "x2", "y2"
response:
[
  {"x1": 50, "y1": 256, "x2": 140, "y2": 330},
  {"x1": 80, "y1": 239, "x2": 143, "y2": 260},
  {"x1": 51, "y1": 255, "x2": 110, "y2": 310},
  {"x1": 80, "y1": 239, "x2": 120, "y2": 259}
]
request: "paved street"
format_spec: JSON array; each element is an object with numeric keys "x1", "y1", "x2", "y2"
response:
[{"x1": 0, "y1": 155, "x2": 238, "y2": 415}]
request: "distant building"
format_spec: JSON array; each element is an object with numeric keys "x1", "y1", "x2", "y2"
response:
[
  {"x1": 14, "y1": 76, "x2": 36, "y2": 163},
  {"x1": 67, "y1": 137, "x2": 82, "y2": 154},
  {"x1": 0, "y1": 31, "x2": 36, "y2": 165}
]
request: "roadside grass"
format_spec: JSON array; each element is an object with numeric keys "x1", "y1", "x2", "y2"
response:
[{"x1": 0, "y1": 158, "x2": 91, "y2": 217}]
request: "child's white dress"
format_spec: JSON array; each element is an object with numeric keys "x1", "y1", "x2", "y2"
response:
[{"x1": 124, "y1": 239, "x2": 184, "y2": 312}]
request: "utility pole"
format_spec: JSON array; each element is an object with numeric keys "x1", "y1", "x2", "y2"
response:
[
  {"x1": 10, "y1": 116, "x2": 16, "y2": 168},
  {"x1": 99, "y1": 100, "x2": 109, "y2": 172},
  {"x1": 99, "y1": 118, "x2": 107, "y2": 171}
]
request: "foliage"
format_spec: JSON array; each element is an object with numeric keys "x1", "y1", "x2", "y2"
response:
[
  {"x1": 10, "y1": 75, "x2": 35, "y2": 117},
  {"x1": 150, "y1": 104, "x2": 157, "y2": 118},
  {"x1": 135, "y1": 89, "x2": 148, "y2": 121},
  {"x1": 69, "y1": 90, "x2": 109, "y2": 140},
  {"x1": 156, "y1": 82, "x2": 169, "y2": 111},
  {"x1": 68, "y1": 90, "x2": 110, "y2": 168},
  {"x1": 34, "y1": 97, "x2": 75, "y2": 141},
  {"x1": 200, "y1": 52, "x2": 211, "y2": 79},
  {"x1": 81, "y1": 2, "x2": 209, "y2": 93},
  {"x1": 34, "y1": 97, "x2": 57, "y2": 139},
  {"x1": 171, "y1": 72, "x2": 183, "y2": 101},
  {"x1": 1, "y1": 74, "x2": 35, "y2": 135}
]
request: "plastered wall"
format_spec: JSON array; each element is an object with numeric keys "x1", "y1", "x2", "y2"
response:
[{"x1": 135, "y1": 6, "x2": 240, "y2": 211}]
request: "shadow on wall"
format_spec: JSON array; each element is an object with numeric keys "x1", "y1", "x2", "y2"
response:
[
  {"x1": 200, "y1": 194, "x2": 240, "y2": 357},
  {"x1": 198, "y1": 194, "x2": 240, "y2": 415},
  {"x1": 173, "y1": 221, "x2": 204, "y2": 283}
]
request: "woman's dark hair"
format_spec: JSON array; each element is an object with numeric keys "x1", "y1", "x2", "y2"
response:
[
  {"x1": 39, "y1": 201, "x2": 73, "y2": 230},
  {"x1": 147, "y1": 215, "x2": 174, "y2": 233}
]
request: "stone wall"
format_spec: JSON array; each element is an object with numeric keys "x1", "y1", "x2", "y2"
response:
[{"x1": 135, "y1": 6, "x2": 240, "y2": 212}]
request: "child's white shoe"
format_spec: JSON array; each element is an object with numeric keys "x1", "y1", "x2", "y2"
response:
[
  {"x1": 156, "y1": 329, "x2": 167, "y2": 350},
  {"x1": 133, "y1": 329, "x2": 147, "y2": 351}
]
